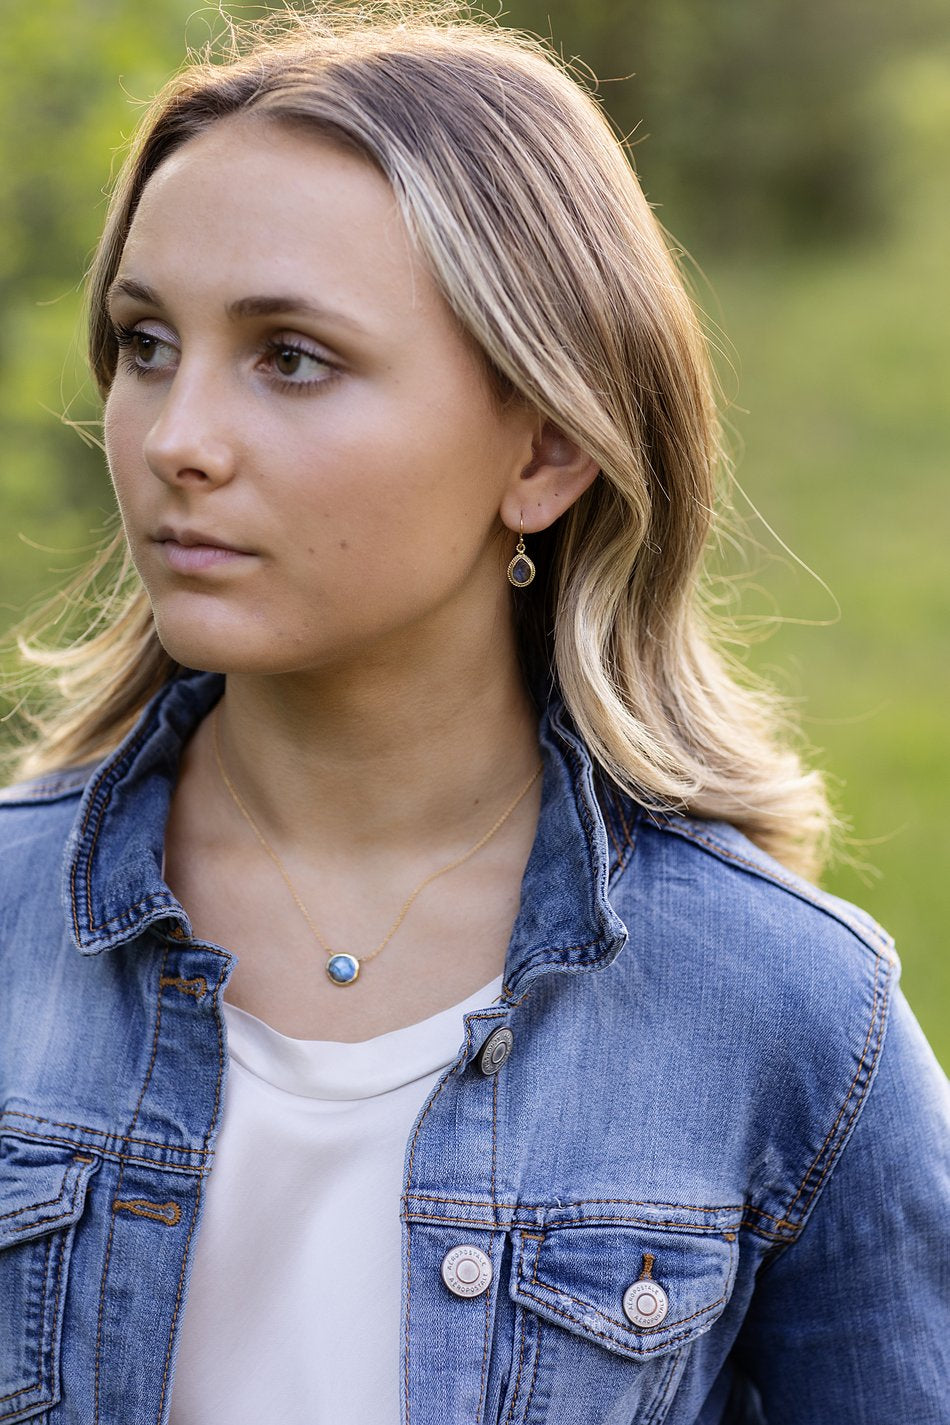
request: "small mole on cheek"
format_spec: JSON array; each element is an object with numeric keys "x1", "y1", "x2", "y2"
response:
[
  {"x1": 339, "y1": 540, "x2": 348, "y2": 550},
  {"x1": 307, "y1": 547, "x2": 315, "y2": 555}
]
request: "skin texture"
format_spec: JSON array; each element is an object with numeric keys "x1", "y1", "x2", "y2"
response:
[{"x1": 104, "y1": 117, "x2": 599, "y2": 1038}]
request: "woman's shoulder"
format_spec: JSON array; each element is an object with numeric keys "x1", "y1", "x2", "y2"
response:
[
  {"x1": 598, "y1": 805, "x2": 914, "y2": 1241},
  {"x1": 617, "y1": 804, "x2": 893, "y2": 972},
  {"x1": 610, "y1": 805, "x2": 896, "y2": 1075},
  {"x1": 0, "y1": 764, "x2": 96, "y2": 807},
  {"x1": 0, "y1": 764, "x2": 95, "y2": 878}
]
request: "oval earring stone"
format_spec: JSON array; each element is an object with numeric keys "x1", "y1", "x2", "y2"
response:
[
  {"x1": 507, "y1": 553, "x2": 536, "y2": 587},
  {"x1": 326, "y1": 953, "x2": 360, "y2": 985}
]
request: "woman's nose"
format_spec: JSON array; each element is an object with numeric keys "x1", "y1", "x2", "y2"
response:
[{"x1": 142, "y1": 368, "x2": 237, "y2": 489}]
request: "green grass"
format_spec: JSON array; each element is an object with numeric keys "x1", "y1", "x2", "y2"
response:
[{"x1": 703, "y1": 213, "x2": 949, "y2": 1068}]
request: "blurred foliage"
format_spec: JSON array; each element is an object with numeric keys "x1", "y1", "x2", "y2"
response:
[{"x1": 0, "y1": 0, "x2": 947, "y2": 1062}]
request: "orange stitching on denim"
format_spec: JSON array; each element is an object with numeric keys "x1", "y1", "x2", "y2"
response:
[
  {"x1": 476, "y1": 1258, "x2": 493, "y2": 1424},
  {"x1": 74, "y1": 1154, "x2": 94, "y2": 1163},
  {"x1": 528, "y1": 1262, "x2": 731, "y2": 1339},
  {"x1": 0, "y1": 1232, "x2": 53, "y2": 1407},
  {"x1": 0, "y1": 1173, "x2": 81, "y2": 1411},
  {"x1": 204, "y1": 956, "x2": 232, "y2": 1153},
  {"x1": 658, "y1": 821, "x2": 892, "y2": 952},
  {"x1": 9, "y1": 1202, "x2": 84, "y2": 1235},
  {"x1": 601, "y1": 792, "x2": 625, "y2": 869},
  {"x1": 406, "y1": 1193, "x2": 743, "y2": 1215},
  {"x1": 781, "y1": 952, "x2": 886, "y2": 1226},
  {"x1": 113, "y1": 1197, "x2": 182, "y2": 1227},
  {"x1": 518, "y1": 1280, "x2": 729, "y2": 1357},
  {"x1": 0, "y1": 1165, "x2": 70, "y2": 1223},
  {"x1": 159, "y1": 975, "x2": 208, "y2": 1000},
  {"x1": 521, "y1": 1314, "x2": 542, "y2": 1418},
  {"x1": 406, "y1": 1212, "x2": 735, "y2": 1234},
  {"x1": 503, "y1": 1301, "x2": 530, "y2": 1425},
  {"x1": 2, "y1": 1111, "x2": 209, "y2": 1158},
  {"x1": 643, "y1": 1342, "x2": 685, "y2": 1425},
  {"x1": 71, "y1": 722, "x2": 151, "y2": 941},
  {"x1": 522, "y1": 1231, "x2": 735, "y2": 1341},
  {"x1": 403, "y1": 1223, "x2": 413, "y2": 1425},
  {"x1": 403, "y1": 1214, "x2": 499, "y2": 1229},
  {"x1": 0, "y1": 1126, "x2": 212, "y2": 1174},
  {"x1": 95, "y1": 946, "x2": 168, "y2": 1425},
  {"x1": 156, "y1": 1181, "x2": 202, "y2": 1424},
  {"x1": 490, "y1": 1072, "x2": 499, "y2": 1227},
  {"x1": 613, "y1": 790, "x2": 635, "y2": 854},
  {"x1": 789, "y1": 968, "x2": 890, "y2": 1227}
]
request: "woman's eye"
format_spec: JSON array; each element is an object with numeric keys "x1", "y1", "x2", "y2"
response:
[
  {"x1": 132, "y1": 333, "x2": 175, "y2": 366},
  {"x1": 113, "y1": 323, "x2": 177, "y2": 374},
  {"x1": 267, "y1": 343, "x2": 331, "y2": 384}
]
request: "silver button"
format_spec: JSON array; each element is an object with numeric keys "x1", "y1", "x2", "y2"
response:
[
  {"x1": 478, "y1": 1027, "x2": 514, "y2": 1076},
  {"x1": 441, "y1": 1244, "x2": 493, "y2": 1297},
  {"x1": 623, "y1": 1279, "x2": 669, "y2": 1328}
]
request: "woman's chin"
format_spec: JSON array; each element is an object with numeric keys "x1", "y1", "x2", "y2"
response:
[{"x1": 151, "y1": 616, "x2": 309, "y2": 677}]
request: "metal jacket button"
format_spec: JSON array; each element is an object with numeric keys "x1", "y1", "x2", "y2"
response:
[
  {"x1": 623, "y1": 1278, "x2": 669, "y2": 1328},
  {"x1": 478, "y1": 1026, "x2": 514, "y2": 1076},
  {"x1": 441, "y1": 1245, "x2": 493, "y2": 1297}
]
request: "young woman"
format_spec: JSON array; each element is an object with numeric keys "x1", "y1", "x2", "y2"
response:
[{"x1": 0, "y1": 7, "x2": 946, "y2": 1424}]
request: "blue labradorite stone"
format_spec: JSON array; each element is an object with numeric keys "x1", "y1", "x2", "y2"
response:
[
  {"x1": 510, "y1": 557, "x2": 533, "y2": 585},
  {"x1": 326, "y1": 953, "x2": 360, "y2": 985}
]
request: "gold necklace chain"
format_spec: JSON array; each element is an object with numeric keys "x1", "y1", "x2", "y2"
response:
[{"x1": 211, "y1": 706, "x2": 542, "y2": 986}]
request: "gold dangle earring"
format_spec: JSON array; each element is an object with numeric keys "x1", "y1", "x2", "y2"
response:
[{"x1": 507, "y1": 515, "x2": 536, "y2": 588}]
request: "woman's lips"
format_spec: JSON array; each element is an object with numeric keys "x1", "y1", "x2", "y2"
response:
[{"x1": 159, "y1": 539, "x2": 255, "y2": 573}]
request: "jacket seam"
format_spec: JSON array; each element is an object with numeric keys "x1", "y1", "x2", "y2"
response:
[
  {"x1": 0, "y1": 1232, "x2": 52, "y2": 1408},
  {"x1": 651, "y1": 818, "x2": 892, "y2": 954},
  {"x1": 405, "y1": 1193, "x2": 743, "y2": 1214},
  {"x1": 1, "y1": 1112, "x2": 211, "y2": 1160},
  {"x1": 524, "y1": 1231, "x2": 736, "y2": 1338},
  {"x1": 0, "y1": 1127, "x2": 211, "y2": 1174},
  {"x1": 94, "y1": 947, "x2": 168, "y2": 1425},
  {"x1": 776, "y1": 947, "x2": 890, "y2": 1229},
  {"x1": 70, "y1": 719, "x2": 152, "y2": 942}
]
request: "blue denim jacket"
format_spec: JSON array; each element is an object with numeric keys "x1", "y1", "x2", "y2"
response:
[{"x1": 1, "y1": 669, "x2": 947, "y2": 1424}]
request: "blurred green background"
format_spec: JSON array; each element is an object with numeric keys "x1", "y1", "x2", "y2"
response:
[{"x1": 1, "y1": 2, "x2": 947, "y2": 1065}]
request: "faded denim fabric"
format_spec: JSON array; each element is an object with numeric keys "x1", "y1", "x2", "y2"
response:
[{"x1": 0, "y1": 669, "x2": 947, "y2": 1424}]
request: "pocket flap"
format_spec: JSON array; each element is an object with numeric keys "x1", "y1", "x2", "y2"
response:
[
  {"x1": 0, "y1": 1140, "x2": 98, "y2": 1249},
  {"x1": 510, "y1": 1224, "x2": 737, "y2": 1360}
]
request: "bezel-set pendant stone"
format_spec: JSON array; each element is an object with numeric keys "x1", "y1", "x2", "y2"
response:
[
  {"x1": 326, "y1": 953, "x2": 360, "y2": 985},
  {"x1": 507, "y1": 552, "x2": 536, "y2": 587}
]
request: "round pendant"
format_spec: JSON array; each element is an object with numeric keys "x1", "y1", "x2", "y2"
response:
[
  {"x1": 507, "y1": 553, "x2": 536, "y2": 587},
  {"x1": 326, "y1": 953, "x2": 360, "y2": 986}
]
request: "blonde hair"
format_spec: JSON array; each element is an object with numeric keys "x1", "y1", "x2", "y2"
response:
[{"x1": 8, "y1": 2, "x2": 833, "y2": 877}]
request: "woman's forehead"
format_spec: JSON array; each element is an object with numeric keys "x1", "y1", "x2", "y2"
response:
[{"x1": 120, "y1": 118, "x2": 440, "y2": 336}]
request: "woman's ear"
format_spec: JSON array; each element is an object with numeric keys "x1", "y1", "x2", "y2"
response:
[{"x1": 499, "y1": 418, "x2": 600, "y2": 534}]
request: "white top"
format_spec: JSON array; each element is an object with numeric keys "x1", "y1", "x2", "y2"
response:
[{"x1": 169, "y1": 975, "x2": 504, "y2": 1424}]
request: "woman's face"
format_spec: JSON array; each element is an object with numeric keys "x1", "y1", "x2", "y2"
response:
[{"x1": 104, "y1": 118, "x2": 536, "y2": 676}]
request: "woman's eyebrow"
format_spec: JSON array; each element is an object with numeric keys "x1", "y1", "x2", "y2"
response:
[{"x1": 106, "y1": 276, "x2": 368, "y2": 333}]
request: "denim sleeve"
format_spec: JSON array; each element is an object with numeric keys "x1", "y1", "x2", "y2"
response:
[{"x1": 734, "y1": 985, "x2": 950, "y2": 1422}]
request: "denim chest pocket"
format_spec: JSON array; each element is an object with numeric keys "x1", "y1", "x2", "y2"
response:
[
  {"x1": 0, "y1": 1140, "x2": 99, "y2": 1422},
  {"x1": 499, "y1": 1222, "x2": 738, "y2": 1424}
]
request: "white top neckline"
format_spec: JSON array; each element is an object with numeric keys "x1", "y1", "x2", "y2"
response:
[{"x1": 222, "y1": 974, "x2": 505, "y2": 1100}]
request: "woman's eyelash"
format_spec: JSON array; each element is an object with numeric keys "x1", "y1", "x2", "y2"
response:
[
  {"x1": 260, "y1": 338, "x2": 335, "y2": 386},
  {"x1": 110, "y1": 322, "x2": 334, "y2": 388},
  {"x1": 111, "y1": 321, "x2": 168, "y2": 377}
]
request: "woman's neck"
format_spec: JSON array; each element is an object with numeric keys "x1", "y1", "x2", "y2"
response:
[{"x1": 203, "y1": 627, "x2": 541, "y2": 861}]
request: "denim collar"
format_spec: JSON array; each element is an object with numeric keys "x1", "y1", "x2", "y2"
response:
[{"x1": 64, "y1": 670, "x2": 628, "y2": 989}]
